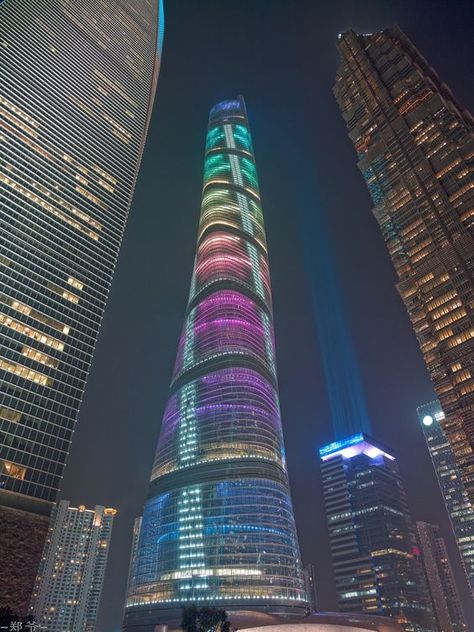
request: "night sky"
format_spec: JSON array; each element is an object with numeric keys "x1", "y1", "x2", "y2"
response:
[{"x1": 60, "y1": 2, "x2": 474, "y2": 630}]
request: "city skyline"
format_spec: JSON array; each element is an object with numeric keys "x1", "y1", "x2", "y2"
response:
[{"x1": 28, "y1": 2, "x2": 470, "y2": 628}]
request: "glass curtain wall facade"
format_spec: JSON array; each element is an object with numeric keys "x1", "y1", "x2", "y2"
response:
[
  {"x1": 0, "y1": 0, "x2": 163, "y2": 612},
  {"x1": 320, "y1": 433, "x2": 435, "y2": 632},
  {"x1": 125, "y1": 97, "x2": 307, "y2": 630},
  {"x1": 417, "y1": 401, "x2": 474, "y2": 596},
  {"x1": 333, "y1": 27, "x2": 474, "y2": 506}
]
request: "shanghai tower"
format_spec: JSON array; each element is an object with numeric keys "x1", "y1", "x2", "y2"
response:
[
  {"x1": 124, "y1": 97, "x2": 307, "y2": 630},
  {"x1": 0, "y1": 0, "x2": 163, "y2": 612}
]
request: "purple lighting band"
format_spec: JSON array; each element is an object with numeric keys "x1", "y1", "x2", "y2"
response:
[{"x1": 127, "y1": 97, "x2": 307, "y2": 615}]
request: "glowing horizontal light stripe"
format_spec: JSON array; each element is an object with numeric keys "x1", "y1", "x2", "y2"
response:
[
  {"x1": 320, "y1": 433, "x2": 395, "y2": 461},
  {"x1": 203, "y1": 179, "x2": 260, "y2": 199},
  {"x1": 320, "y1": 433, "x2": 364, "y2": 457},
  {"x1": 127, "y1": 594, "x2": 304, "y2": 607},
  {"x1": 209, "y1": 100, "x2": 241, "y2": 117},
  {"x1": 161, "y1": 568, "x2": 263, "y2": 580}
]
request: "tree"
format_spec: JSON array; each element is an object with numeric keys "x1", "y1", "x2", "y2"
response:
[
  {"x1": 181, "y1": 605, "x2": 230, "y2": 632},
  {"x1": 181, "y1": 604, "x2": 199, "y2": 632},
  {"x1": 0, "y1": 606, "x2": 38, "y2": 630}
]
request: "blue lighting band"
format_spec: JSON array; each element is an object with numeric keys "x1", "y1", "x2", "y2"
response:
[{"x1": 319, "y1": 433, "x2": 364, "y2": 457}]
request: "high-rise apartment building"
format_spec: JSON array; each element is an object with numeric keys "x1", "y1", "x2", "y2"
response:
[
  {"x1": 30, "y1": 501, "x2": 116, "y2": 632},
  {"x1": 124, "y1": 97, "x2": 307, "y2": 630},
  {"x1": 333, "y1": 27, "x2": 474, "y2": 508},
  {"x1": 416, "y1": 521, "x2": 466, "y2": 632},
  {"x1": 320, "y1": 433, "x2": 434, "y2": 632},
  {"x1": 417, "y1": 401, "x2": 474, "y2": 596},
  {"x1": 0, "y1": 0, "x2": 163, "y2": 611}
]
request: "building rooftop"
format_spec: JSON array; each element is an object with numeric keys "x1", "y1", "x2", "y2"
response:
[{"x1": 319, "y1": 433, "x2": 395, "y2": 462}]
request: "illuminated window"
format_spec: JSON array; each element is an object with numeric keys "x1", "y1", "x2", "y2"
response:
[
  {"x1": 67, "y1": 277, "x2": 84, "y2": 291},
  {"x1": 459, "y1": 382, "x2": 474, "y2": 395},
  {"x1": 21, "y1": 345, "x2": 58, "y2": 368},
  {"x1": 0, "y1": 314, "x2": 64, "y2": 351},
  {"x1": 48, "y1": 283, "x2": 80, "y2": 304},
  {"x1": 453, "y1": 370, "x2": 472, "y2": 385},
  {"x1": 75, "y1": 185, "x2": 107, "y2": 210},
  {"x1": 1, "y1": 460, "x2": 27, "y2": 480},
  {"x1": 433, "y1": 307, "x2": 467, "y2": 331},
  {"x1": 0, "y1": 357, "x2": 53, "y2": 386},
  {"x1": 447, "y1": 329, "x2": 474, "y2": 348},
  {"x1": 0, "y1": 172, "x2": 100, "y2": 240},
  {"x1": 7, "y1": 298, "x2": 70, "y2": 334},
  {"x1": 0, "y1": 406, "x2": 22, "y2": 423}
]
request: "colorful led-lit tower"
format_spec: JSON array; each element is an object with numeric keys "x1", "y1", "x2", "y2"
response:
[
  {"x1": 333, "y1": 27, "x2": 474, "y2": 506},
  {"x1": 320, "y1": 433, "x2": 435, "y2": 632},
  {"x1": 124, "y1": 97, "x2": 307, "y2": 630},
  {"x1": 0, "y1": 0, "x2": 163, "y2": 613}
]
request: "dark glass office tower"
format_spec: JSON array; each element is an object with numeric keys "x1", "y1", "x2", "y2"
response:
[
  {"x1": 0, "y1": 0, "x2": 163, "y2": 612},
  {"x1": 416, "y1": 521, "x2": 467, "y2": 632},
  {"x1": 124, "y1": 97, "x2": 307, "y2": 630},
  {"x1": 334, "y1": 27, "x2": 474, "y2": 506},
  {"x1": 320, "y1": 433, "x2": 434, "y2": 632},
  {"x1": 417, "y1": 401, "x2": 474, "y2": 597}
]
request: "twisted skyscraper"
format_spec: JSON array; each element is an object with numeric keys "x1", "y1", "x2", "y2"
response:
[{"x1": 125, "y1": 97, "x2": 307, "y2": 630}]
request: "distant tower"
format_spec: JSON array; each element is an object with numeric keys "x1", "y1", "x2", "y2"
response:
[
  {"x1": 125, "y1": 516, "x2": 143, "y2": 597},
  {"x1": 302, "y1": 564, "x2": 318, "y2": 613},
  {"x1": 416, "y1": 522, "x2": 467, "y2": 632},
  {"x1": 417, "y1": 401, "x2": 474, "y2": 597},
  {"x1": 334, "y1": 27, "x2": 474, "y2": 507},
  {"x1": 320, "y1": 433, "x2": 434, "y2": 632},
  {"x1": 30, "y1": 501, "x2": 116, "y2": 632},
  {"x1": 124, "y1": 97, "x2": 307, "y2": 630},
  {"x1": 0, "y1": 0, "x2": 163, "y2": 612}
]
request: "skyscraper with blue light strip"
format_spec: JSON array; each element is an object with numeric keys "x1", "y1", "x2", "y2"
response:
[
  {"x1": 319, "y1": 433, "x2": 435, "y2": 632},
  {"x1": 124, "y1": 97, "x2": 307, "y2": 630}
]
